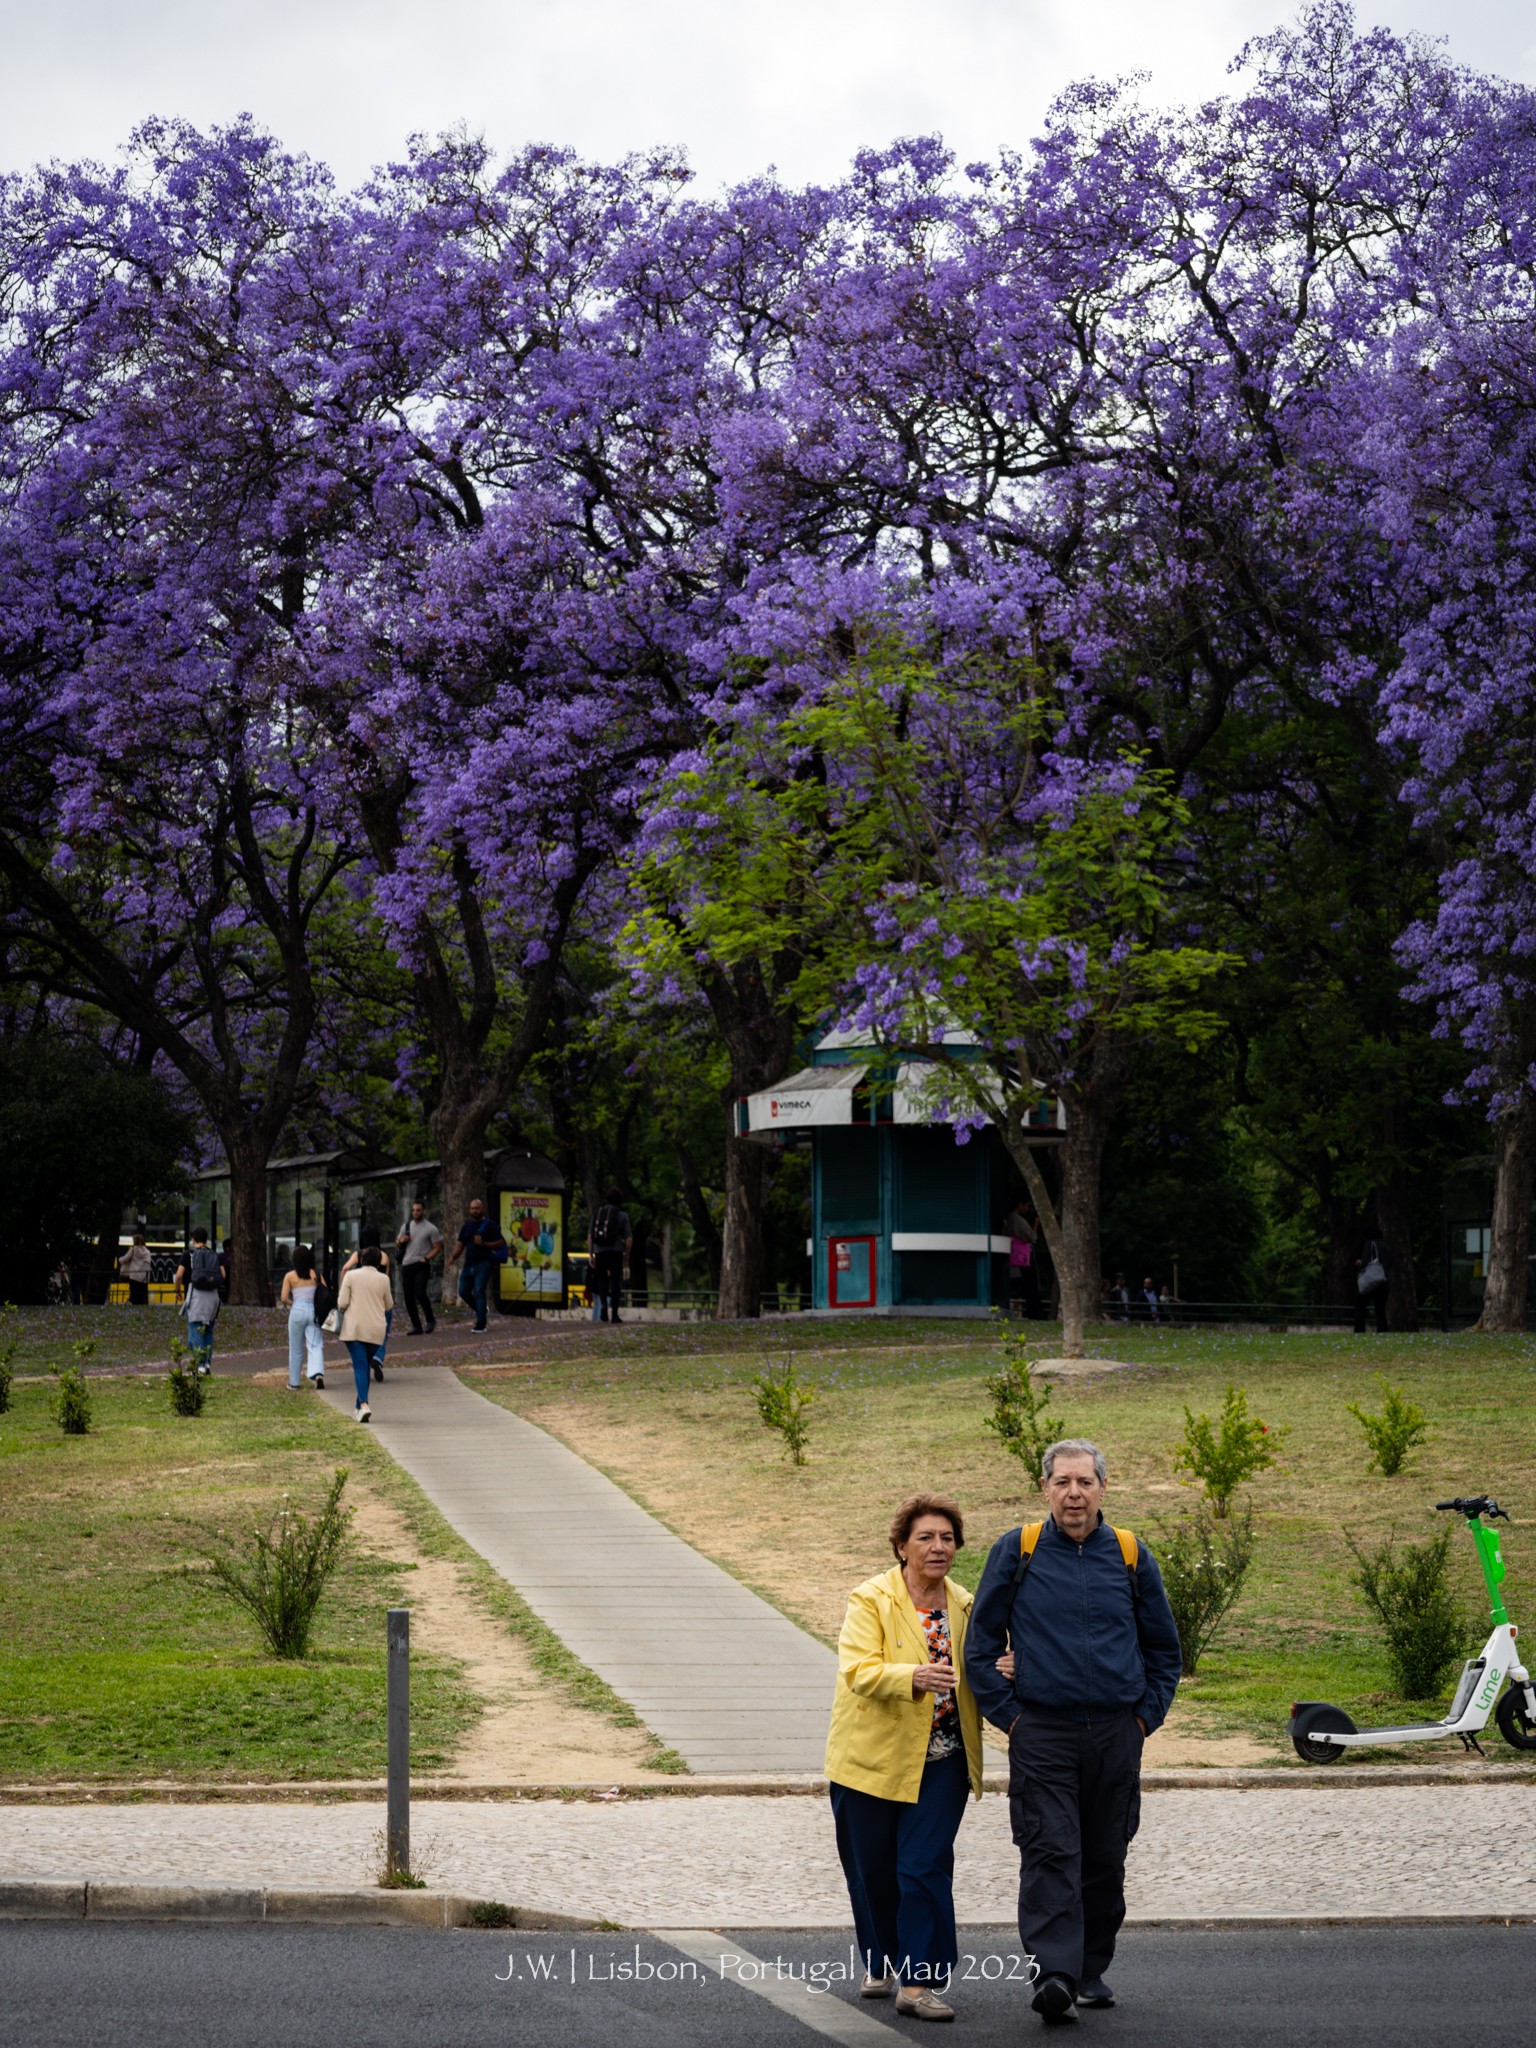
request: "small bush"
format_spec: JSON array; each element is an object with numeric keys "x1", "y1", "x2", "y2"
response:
[
  {"x1": 167, "y1": 1335, "x2": 206, "y2": 1417},
  {"x1": 470, "y1": 1901, "x2": 518, "y2": 1928},
  {"x1": 754, "y1": 1356, "x2": 816, "y2": 1465},
  {"x1": 1348, "y1": 1526, "x2": 1466, "y2": 1700},
  {"x1": 1173, "y1": 1384, "x2": 1284, "y2": 1518},
  {"x1": 984, "y1": 1334, "x2": 1064, "y2": 1486},
  {"x1": 201, "y1": 1468, "x2": 353, "y2": 1658},
  {"x1": 1346, "y1": 1378, "x2": 1429, "y2": 1477},
  {"x1": 1152, "y1": 1503, "x2": 1256, "y2": 1676},
  {"x1": 52, "y1": 1365, "x2": 92, "y2": 1436}
]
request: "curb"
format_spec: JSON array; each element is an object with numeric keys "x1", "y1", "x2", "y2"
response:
[
  {"x1": 5, "y1": 1762, "x2": 1536, "y2": 1804},
  {"x1": 1, "y1": 1883, "x2": 1530, "y2": 1933},
  {"x1": 0, "y1": 1879, "x2": 600, "y2": 1931}
]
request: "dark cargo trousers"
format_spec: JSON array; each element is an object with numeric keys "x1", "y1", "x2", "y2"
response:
[{"x1": 1008, "y1": 1707, "x2": 1143, "y2": 1993}]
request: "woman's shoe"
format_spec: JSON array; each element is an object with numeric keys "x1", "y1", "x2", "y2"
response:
[
  {"x1": 357, "y1": 1402, "x2": 371, "y2": 1424},
  {"x1": 894, "y1": 1987, "x2": 955, "y2": 2022},
  {"x1": 860, "y1": 1973, "x2": 894, "y2": 1999},
  {"x1": 370, "y1": 1360, "x2": 384, "y2": 1381},
  {"x1": 311, "y1": 1374, "x2": 324, "y2": 1389}
]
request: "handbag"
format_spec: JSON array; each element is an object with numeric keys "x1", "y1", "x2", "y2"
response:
[
  {"x1": 1358, "y1": 1247, "x2": 1386, "y2": 1294},
  {"x1": 312, "y1": 1277, "x2": 336, "y2": 1322},
  {"x1": 322, "y1": 1307, "x2": 342, "y2": 1336}
]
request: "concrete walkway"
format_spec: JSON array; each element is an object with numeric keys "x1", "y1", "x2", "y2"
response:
[{"x1": 322, "y1": 1368, "x2": 837, "y2": 1773}]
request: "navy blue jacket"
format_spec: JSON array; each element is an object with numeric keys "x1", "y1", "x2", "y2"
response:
[{"x1": 963, "y1": 1513, "x2": 1182, "y2": 1735}]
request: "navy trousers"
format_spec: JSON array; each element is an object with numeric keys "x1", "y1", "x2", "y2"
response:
[
  {"x1": 830, "y1": 1749, "x2": 970, "y2": 1984},
  {"x1": 1009, "y1": 1708, "x2": 1142, "y2": 1992}
]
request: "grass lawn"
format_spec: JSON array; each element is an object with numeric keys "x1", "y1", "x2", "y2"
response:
[
  {"x1": 1, "y1": 1301, "x2": 292, "y2": 1374},
  {"x1": 463, "y1": 1319, "x2": 1536, "y2": 1764},
  {"x1": 0, "y1": 1373, "x2": 479, "y2": 1784}
]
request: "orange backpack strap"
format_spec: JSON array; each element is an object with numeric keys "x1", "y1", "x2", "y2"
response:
[
  {"x1": 1020, "y1": 1522, "x2": 1044, "y2": 1557},
  {"x1": 1113, "y1": 1527, "x2": 1139, "y2": 1572},
  {"x1": 1012, "y1": 1521, "x2": 1140, "y2": 1605}
]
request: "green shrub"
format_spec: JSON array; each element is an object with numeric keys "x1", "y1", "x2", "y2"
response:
[
  {"x1": 51, "y1": 1365, "x2": 92, "y2": 1435},
  {"x1": 1346, "y1": 1378, "x2": 1430, "y2": 1477},
  {"x1": 984, "y1": 1333, "x2": 1064, "y2": 1486},
  {"x1": 1348, "y1": 1526, "x2": 1466, "y2": 1700},
  {"x1": 167, "y1": 1335, "x2": 206, "y2": 1417},
  {"x1": 470, "y1": 1901, "x2": 518, "y2": 1928},
  {"x1": 201, "y1": 1468, "x2": 353, "y2": 1658},
  {"x1": 1152, "y1": 1503, "x2": 1256, "y2": 1676},
  {"x1": 753, "y1": 1356, "x2": 816, "y2": 1465},
  {"x1": 1173, "y1": 1384, "x2": 1284, "y2": 1518}
]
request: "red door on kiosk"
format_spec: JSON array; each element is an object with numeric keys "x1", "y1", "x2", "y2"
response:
[{"x1": 829, "y1": 1236, "x2": 877, "y2": 1308}]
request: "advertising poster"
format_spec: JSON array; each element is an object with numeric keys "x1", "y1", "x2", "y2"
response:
[{"x1": 498, "y1": 1191, "x2": 565, "y2": 1306}]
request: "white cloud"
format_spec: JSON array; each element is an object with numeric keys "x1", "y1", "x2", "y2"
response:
[{"x1": 2, "y1": 0, "x2": 1532, "y2": 191}]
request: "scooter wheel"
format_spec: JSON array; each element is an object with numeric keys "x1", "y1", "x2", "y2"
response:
[
  {"x1": 1289, "y1": 1701, "x2": 1356, "y2": 1764},
  {"x1": 1495, "y1": 1685, "x2": 1536, "y2": 1752}
]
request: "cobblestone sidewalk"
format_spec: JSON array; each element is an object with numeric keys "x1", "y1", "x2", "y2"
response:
[{"x1": 3, "y1": 1786, "x2": 1532, "y2": 1926}]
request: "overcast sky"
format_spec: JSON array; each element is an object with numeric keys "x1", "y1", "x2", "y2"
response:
[{"x1": 2, "y1": 0, "x2": 1533, "y2": 193}]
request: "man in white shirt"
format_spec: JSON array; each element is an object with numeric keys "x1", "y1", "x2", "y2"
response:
[{"x1": 395, "y1": 1202, "x2": 444, "y2": 1334}]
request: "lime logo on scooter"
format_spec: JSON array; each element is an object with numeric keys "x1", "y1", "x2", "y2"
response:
[{"x1": 1288, "y1": 1495, "x2": 1536, "y2": 1763}]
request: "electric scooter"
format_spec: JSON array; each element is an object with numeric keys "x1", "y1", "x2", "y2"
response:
[{"x1": 1289, "y1": 1495, "x2": 1536, "y2": 1763}]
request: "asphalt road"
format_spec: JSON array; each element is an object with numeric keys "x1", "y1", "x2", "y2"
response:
[{"x1": 1, "y1": 1924, "x2": 1529, "y2": 2048}]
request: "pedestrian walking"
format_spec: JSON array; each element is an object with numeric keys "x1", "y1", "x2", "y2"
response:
[
  {"x1": 175, "y1": 1228, "x2": 223, "y2": 1375},
  {"x1": 445, "y1": 1197, "x2": 507, "y2": 1331},
  {"x1": 1354, "y1": 1233, "x2": 1389, "y2": 1334},
  {"x1": 826, "y1": 1495, "x2": 985, "y2": 2023},
  {"x1": 395, "y1": 1201, "x2": 443, "y2": 1334},
  {"x1": 964, "y1": 1440, "x2": 1181, "y2": 2024},
  {"x1": 118, "y1": 1232, "x2": 152, "y2": 1306},
  {"x1": 589, "y1": 1188, "x2": 632, "y2": 1324},
  {"x1": 342, "y1": 1227, "x2": 394, "y2": 1377},
  {"x1": 335, "y1": 1246, "x2": 394, "y2": 1423},
  {"x1": 279, "y1": 1245, "x2": 327, "y2": 1390}
]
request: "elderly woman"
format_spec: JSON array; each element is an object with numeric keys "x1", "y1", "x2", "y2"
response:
[
  {"x1": 825, "y1": 1494, "x2": 984, "y2": 2024},
  {"x1": 335, "y1": 1246, "x2": 393, "y2": 1424}
]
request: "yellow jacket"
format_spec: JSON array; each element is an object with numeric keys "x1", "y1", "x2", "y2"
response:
[{"x1": 824, "y1": 1564, "x2": 984, "y2": 1803}]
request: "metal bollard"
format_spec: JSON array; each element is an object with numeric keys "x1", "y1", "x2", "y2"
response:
[{"x1": 387, "y1": 1608, "x2": 410, "y2": 1879}]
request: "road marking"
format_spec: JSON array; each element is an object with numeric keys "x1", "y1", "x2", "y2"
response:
[{"x1": 654, "y1": 1929, "x2": 903, "y2": 2043}]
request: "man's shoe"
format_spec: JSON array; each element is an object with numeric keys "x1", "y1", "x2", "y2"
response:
[
  {"x1": 473, "y1": 1322, "x2": 487, "y2": 1333},
  {"x1": 425, "y1": 1320, "x2": 436, "y2": 1333},
  {"x1": 1076, "y1": 1978, "x2": 1115, "y2": 2009},
  {"x1": 860, "y1": 1973, "x2": 894, "y2": 1999},
  {"x1": 893, "y1": 1986, "x2": 954, "y2": 2022},
  {"x1": 1031, "y1": 1976, "x2": 1077, "y2": 2025}
]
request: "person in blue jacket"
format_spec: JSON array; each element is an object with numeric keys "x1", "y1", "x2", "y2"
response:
[{"x1": 963, "y1": 1438, "x2": 1181, "y2": 2024}]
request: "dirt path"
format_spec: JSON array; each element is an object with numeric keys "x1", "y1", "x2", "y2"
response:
[{"x1": 346, "y1": 1486, "x2": 658, "y2": 1785}]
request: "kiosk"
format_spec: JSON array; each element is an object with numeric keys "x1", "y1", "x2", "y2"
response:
[{"x1": 740, "y1": 1035, "x2": 1063, "y2": 1315}]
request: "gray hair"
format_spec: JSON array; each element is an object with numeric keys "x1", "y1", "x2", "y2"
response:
[{"x1": 1041, "y1": 1438, "x2": 1106, "y2": 1486}]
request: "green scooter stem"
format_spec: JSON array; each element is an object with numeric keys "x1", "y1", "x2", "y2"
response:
[{"x1": 1468, "y1": 1514, "x2": 1510, "y2": 1626}]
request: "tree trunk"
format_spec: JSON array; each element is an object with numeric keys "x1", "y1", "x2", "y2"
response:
[
  {"x1": 628, "y1": 1213, "x2": 651, "y2": 1307},
  {"x1": 675, "y1": 1139, "x2": 721, "y2": 1287},
  {"x1": 1322, "y1": 1188, "x2": 1361, "y2": 1313},
  {"x1": 85, "y1": 1194, "x2": 126, "y2": 1305},
  {"x1": 1376, "y1": 1175, "x2": 1419, "y2": 1334},
  {"x1": 1053, "y1": 1035, "x2": 1134, "y2": 1358},
  {"x1": 223, "y1": 1135, "x2": 274, "y2": 1306},
  {"x1": 717, "y1": 1129, "x2": 767, "y2": 1320},
  {"x1": 1476, "y1": 1095, "x2": 1536, "y2": 1331},
  {"x1": 432, "y1": 1097, "x2": 494, "y2": 1310}
]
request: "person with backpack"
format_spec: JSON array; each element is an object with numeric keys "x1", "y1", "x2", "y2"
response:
[
  {"x1": 963, "y1": 1440, "x2": 1181, "y2": 2024},
  {"x1": 588, "y1": 1187, "x2": 632, "y2": 1324},
  {"x1": 175, "y1": 1227, "x2": 223, "y2": 1376}
]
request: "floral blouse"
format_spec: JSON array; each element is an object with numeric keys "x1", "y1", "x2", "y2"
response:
[{"x1": 915, "y1": 1604, "x2": 962, "y2": 1760}]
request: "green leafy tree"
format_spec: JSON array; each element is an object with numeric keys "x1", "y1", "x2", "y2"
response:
[
  {"x1": 632, "y1": 640, "x2": 1234, "y2": 1354},
  {"x1": 1347, "y1": 1379, "x2": 1430, "y2": 1477},
  {"x1": 983, "y1": 1333, "x2": 1065, "y2": 1486}
]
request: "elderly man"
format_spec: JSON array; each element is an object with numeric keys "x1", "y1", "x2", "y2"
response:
[{"x1": 964, "y1": 1439, "x2": 1181, "y2": 2024}]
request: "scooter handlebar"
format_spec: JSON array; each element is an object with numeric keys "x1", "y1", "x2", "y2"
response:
[{"x1": 1435, "y1": 1495, "x2": 1508, "y2": 1519}]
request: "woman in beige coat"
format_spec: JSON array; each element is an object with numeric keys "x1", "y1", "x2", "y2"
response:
[{"x1": 336, "y1": 1246, "x2": 393, "y2": 1423}]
